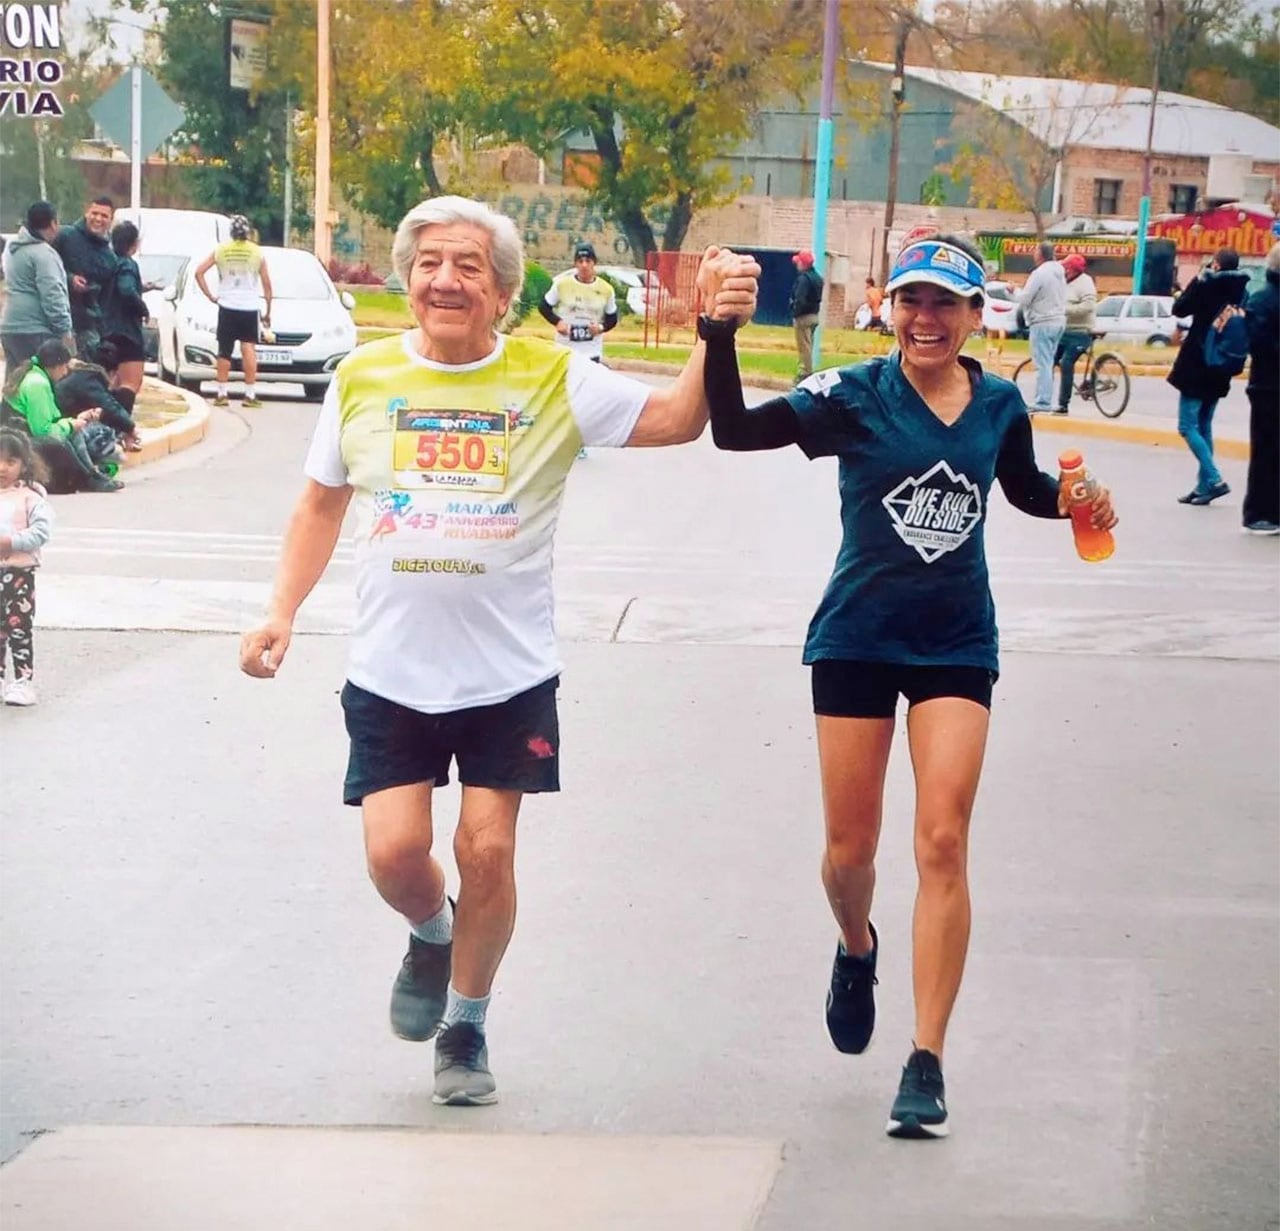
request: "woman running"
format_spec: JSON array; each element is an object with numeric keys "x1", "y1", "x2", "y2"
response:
[{"x1": 700, "y1": 234, "x2": 1116, "y2": 1139}]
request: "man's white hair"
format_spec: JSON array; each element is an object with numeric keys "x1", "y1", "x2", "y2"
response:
[{"x1": 391, "y1": 196, "x2": 525, "y2": 317}]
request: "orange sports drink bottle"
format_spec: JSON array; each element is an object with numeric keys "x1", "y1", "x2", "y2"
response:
[{"x1": 1058, "y1": 450, "x2": 1114, "y2": 562}]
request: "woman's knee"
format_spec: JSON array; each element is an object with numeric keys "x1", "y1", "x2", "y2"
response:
[
  {"x1": 825, "y1": 815, "x2": 879, "y2": 872},
  {"x1": 914, "y1": 816, "x2": 968, "y2": 880}
]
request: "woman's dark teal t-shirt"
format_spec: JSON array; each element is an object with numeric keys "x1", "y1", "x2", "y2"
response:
[{"x1": 786, "y1": 355, "x2": 1030, "y2": 674}]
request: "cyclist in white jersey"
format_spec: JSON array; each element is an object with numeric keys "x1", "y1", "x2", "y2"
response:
[
  {"x1": 194, "y1": 215, "x2": 273, "y2": 408},
  {"x1": 239, "y1": 195, "x2": 759, "y2": 1107}
]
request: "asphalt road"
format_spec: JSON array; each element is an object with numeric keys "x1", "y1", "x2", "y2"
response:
[{"x1": 1, "y1": 375, "x2": 1277, "y2": 1230}]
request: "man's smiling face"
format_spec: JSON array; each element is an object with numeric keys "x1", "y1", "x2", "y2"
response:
[{"x1": 408, "y1": 223, "x2": 512, "y2": 364}]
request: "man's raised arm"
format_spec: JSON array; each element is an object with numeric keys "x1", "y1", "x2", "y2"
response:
[{"x1": 625, "y1": 246, "x2": 760, "y2": 447}]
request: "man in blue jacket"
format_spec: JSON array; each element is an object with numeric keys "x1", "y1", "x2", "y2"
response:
[{"x1": 0, "y1": 201, "x2": 74, "y2": 368}]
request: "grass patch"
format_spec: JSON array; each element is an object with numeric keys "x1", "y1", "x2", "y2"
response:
[
  {"x1": 352, "y1": 288, "x2": 413, "y2": 329},
  {"x1": 346, "y1": 298, "x2": 1173, "y2": 381}
]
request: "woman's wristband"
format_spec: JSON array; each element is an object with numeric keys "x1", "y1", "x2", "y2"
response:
[{"x1": 696, "y1": 314, "x2": 739, "y2": 340}]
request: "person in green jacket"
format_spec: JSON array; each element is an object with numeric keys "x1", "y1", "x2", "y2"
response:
[{"x1": 2, "y1": 339, "x2": 122, "y2": 492}]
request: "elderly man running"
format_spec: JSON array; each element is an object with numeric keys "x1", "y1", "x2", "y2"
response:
[{"x1": 240, "y1": 196, "x2": 758, "y2": 1106}]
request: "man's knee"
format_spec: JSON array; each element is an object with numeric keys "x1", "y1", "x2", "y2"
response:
[
  {"x1": 454, "y1": 827, "x2": 516, "y2": 893},
  {"x1": 365, "y1": 824, "x2": 433, "y2": 889}
]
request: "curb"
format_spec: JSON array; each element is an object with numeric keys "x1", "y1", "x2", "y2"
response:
[
  {"x1": 121, "y1": 379, "x2": 211, "y2": 469},
  {"x1": 1023, "y1": 411, "x2": 1250, "y2": 460}
]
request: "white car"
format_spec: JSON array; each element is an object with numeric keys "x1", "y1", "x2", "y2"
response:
[
  {"x1": 1092, "y1": 294, "x2": 1189, "y2": 347},
  {"x1": 982, "y1": 280, "x2": 1025, "y2": 338},
  {"x1": 155, "y1": 246, "x2": 358, "y2": 400},
  {"x1": 595, "y1": 264, "x2": 661, "y2": 316}
]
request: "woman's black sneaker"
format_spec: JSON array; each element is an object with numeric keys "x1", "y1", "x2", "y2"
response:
[
  {"x1": 825, "y1": 922, "x2": 878, "y2": 1054},
  {"x1": 886, "y1": 1048, "x2": 949, "y2": 1139},
  {"x1": 389, "y1": 933, "x2": 451, "y2": 1041}
]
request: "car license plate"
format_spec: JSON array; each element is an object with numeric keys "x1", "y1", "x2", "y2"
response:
[{"x1": 256, "y1": 346, "x2": 292, "y2": 365}]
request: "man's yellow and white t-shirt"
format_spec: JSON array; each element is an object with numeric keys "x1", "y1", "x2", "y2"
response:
[
  {"x1": 544, "y1": 271, "x2": 617, "y2": 361},
  {"x1": 213, "y1": 240, "x2": 265, "y2": 310},
  {"x1": 304, "y1": 331, "x2": 647, "y2": 713}
]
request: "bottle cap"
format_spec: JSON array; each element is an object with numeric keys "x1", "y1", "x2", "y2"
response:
[{"x1": 1058, "y1": 449, "x2": 1083, "y2": 470}]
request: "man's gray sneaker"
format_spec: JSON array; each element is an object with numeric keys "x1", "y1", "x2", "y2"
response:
[
  {"x1": 389, "y1": 933, "x2": 450, "y2": 1041},
  {"x1": 432, "y1": 1022, "x2": 498, "y2": 1105},
  {"x1": 886, "y1": 1048, "x2": 949, "y2": 1139}
]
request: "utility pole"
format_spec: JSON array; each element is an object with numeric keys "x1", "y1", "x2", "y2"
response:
[
  {"x1": 1133, "y1": 0, "x2": 1164, "y2": 293},
  {"x1": 809, "y1": 0, "x2": 839, "y2": 372},
  {"x1": 314, "y1": 0, "x2": 333, "y2": 267},
  {"x1": 283, "y1": 92, "x2": 293, "y2": 248},
  {"x1": 129, "y1": 64, "x2": 142, "y2": 211},
  {"x1": 880, "y1": 9, "x2": 912, "y2": 286}
]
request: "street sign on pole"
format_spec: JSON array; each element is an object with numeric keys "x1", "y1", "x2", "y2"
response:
[{"x1": 90, "y1": 69, "x2": 185, "y2": 161}]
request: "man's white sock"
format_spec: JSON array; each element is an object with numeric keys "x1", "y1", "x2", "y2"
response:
[{"x1": 409, "y1": 898, "x2": 453, "y2": 945}]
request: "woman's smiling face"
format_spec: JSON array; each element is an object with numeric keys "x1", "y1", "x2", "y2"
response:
[{"x1": 891, "y1": 283, "x2": 982, "y2": 375}]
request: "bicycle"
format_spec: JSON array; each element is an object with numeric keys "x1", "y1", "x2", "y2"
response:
[{"x1": 1013, "y1": 336, "x2": 1131, "y2": 419}]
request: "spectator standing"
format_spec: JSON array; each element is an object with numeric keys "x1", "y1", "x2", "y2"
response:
[
  {"x1": 539, "y1": 242, "x2": 618, "y2": 364},
  {"x1": 1020, "y1": 241, "x2": 1067, "y2": 412},
  {"x1": 0, "y1": 201, "x2": 74, "y2": 368},
  {"x1": 1168, "y1": 247, "x2": 1250, "y2": 506},
  {"x1": 0, "y1": 428, "x2": 53, "y2": 707},
  {"x1": 1056, "y1": 254, "x2": 1097, "y2": 415},
  {"x1": 1242, "y1": 242, "x2": 1279, "y2": 533},
  {"x1": 864, "y1": 276, "x2": 884, "y2": 319},
  {"x1": 52, "y1": 196, "x2": 119, "y2": 357},
  {"x1": 193, "y1": 214, "x2": 273, "y2": 408},
  {"x1": 100, "y1": 220, "x2": 149, "y2": 398},
  {"x1": 790, "y1": 249, "x2": 823, "y2": 381}
]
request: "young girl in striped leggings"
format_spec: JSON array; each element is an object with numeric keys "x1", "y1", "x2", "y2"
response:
[{"x1": 0, "y1": 430, "x2": 54, "y2": 707}]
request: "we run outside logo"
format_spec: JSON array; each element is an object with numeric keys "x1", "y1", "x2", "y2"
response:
[{"x1": 882, "y1": 460, "x2": 983, "y2": 564}]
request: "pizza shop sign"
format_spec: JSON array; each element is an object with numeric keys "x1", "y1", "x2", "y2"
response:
[{"x1": 1001, "y1": 237, "x2": 1135, "y2": 259}]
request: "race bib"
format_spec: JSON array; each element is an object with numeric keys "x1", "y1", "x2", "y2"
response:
[
  {"x1": 568, "y1": 323, "x2": 593, "y2": 343},
  {"x1": 392, "y1": 408, "x2": 509, "y2": 493}
]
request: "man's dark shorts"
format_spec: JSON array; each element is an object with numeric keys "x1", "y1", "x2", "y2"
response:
[
  {"x1": 341, "y1": 677, "x2": 561, "y2": 805},
  {"x1": 811, "y1": 659, "x2": 995, "y2": 718},
  {"x1": 215, "y1": 307, "x2": 260, "y2": 359}
]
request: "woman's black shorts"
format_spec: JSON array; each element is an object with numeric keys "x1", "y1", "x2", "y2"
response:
[
  {"x1": 105, "y1": 332, "x2": 146, "y2": 364},
  {"x1": 340, "y1": 676, "x2": 561, "y2": 805},
  {"x1": 811, "y1": 658, "x2": 995, "y2": 718}
]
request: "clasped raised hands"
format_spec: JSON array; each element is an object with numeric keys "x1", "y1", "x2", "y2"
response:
[{"x1": 696, "y1": 246, "x2": 761, "y2": 327}]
